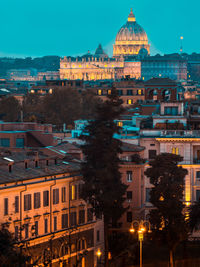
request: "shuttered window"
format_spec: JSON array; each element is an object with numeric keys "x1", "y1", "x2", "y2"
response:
[
  {"x1": 24, "y1": 194, "x2": 31, "y2": 211},
  {"x1": 34, "y1": 192, "x2": 41, "y2": 209},
  {"x1": 62, "y1": 214, "x2": 68, "y2": 229},
  {"x1": 61, "y1": 187, "x2": 66, "y2": 203},
  {"x1": 15, "y1": 196, "x2": 19, "y2": 213},
  {"x1": 43, "y1": 190, "x2": 49, "y2": 207},
  {"x1": 53, "y1": 189, "x2": 59, "y2": 204},
  {"x1": 4, "y1": 198, "x2": 8, "y2": 215}
]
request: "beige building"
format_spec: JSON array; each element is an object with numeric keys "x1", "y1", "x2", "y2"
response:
[
  {"x1": 60, "y1": 8, "x2": 150, "y2": 81},
  {"x1": 113, "y1": 9, "x2": 150, "y2": 58},
  {"x1": 0, "y1": 151, "x2": 104, "y2": 266}
]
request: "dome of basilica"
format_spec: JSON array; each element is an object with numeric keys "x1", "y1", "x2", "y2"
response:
[{"x1": 113, "y1": 9, "x2": 150, "y2": 58}]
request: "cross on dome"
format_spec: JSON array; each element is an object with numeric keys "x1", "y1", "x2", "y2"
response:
[{"x1": 128, "y1": 8, "x2": 136, "y2": 22}]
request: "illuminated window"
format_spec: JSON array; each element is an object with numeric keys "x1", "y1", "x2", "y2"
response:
[
  {"x1": 137, "y1": 89, "x2": 143, "y2": 95},
  {"x1": 79, "y1": 65, "x2": 82, "y2": 68},
  {"x1": 107, "y1": 89, "x2": 111, "y2": 95},
  {"x1": 104, "y1": 65, "x2": 107, "y2": 67},
  {"x1": 127, "y1": 99, "x2": 132, "y2": 105},
  {"x1": 172, "y1": 147, "x2": 179, "y2": 155},
  {"x1": 86, "y1": 65, "x2": 88, "y2": 67},
  {"x1": 98, "y1": 90, "x2": 102, "y2": 96},
  {"x1": 117, "y1": 121, "x2": 123, "y2": 127},
  {"x1": 49, "y1": 89, "x2": 53, "y2": 94},
  {"x1": 72, "y1": 185, "x2": 75, "y2": 200}
]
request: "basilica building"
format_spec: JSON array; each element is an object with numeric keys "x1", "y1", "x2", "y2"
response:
[{"x1": 60, "y1": 9, "x2": 150, "y2": 81}]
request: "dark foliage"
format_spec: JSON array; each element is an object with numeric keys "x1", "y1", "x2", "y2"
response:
[
  {"x1": 0, "y1": 223, "x2": 27, "y2": 267},
  {"x1": 145, "y1": 153, "x2": 188, "y2": 266},
  {"x1": 189, "y1": 200, "x2": 200, "y2": 231},
  {"x1": 0, "y1": 96, "x2": 21, "y2": 122},
  {"x1": 80, "y1": 88, "x2": 127, "y2": 266}
]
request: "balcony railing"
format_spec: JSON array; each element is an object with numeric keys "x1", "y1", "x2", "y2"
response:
[{"x1": 140, "y1": 130, "x2": 200, "y2": 138}]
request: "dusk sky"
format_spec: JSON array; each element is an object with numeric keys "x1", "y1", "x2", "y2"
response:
[{"x1": 1, "y1": 0, "x2": 199, "y2": 58}]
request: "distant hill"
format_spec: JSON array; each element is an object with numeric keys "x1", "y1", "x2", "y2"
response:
[{"x1": 0, "y1": 56, "x2": 60, "y2": 78}]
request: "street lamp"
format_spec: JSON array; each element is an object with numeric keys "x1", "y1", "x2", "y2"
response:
[
  {"x1": 96, "y1": 248, "x2": 102, "y2": 266},
  {"x1": 129, "y1": 220, "x2": 151, "y2": 267}
]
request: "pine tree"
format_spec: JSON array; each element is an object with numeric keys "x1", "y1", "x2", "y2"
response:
[
  {"x1": 80, "y1": 88, "x2": 127, "y2": 266},
  {"x1": 145, "y1": 153, "x2": 188, "y2": 267}
]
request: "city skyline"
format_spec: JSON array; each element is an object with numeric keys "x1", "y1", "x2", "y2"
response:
[{"x1": 0, "y1": 0, "x2": 199, "y2": 58}]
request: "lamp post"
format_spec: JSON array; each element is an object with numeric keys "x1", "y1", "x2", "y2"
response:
[
  {"x1": 129, "y1": 220, "x2": 151, "y2": 267},
  {"x1": 96, "y1": 248, "x2": 102, "y2": 267}
]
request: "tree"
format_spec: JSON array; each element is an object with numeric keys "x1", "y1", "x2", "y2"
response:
[
  {"x1": 189, "y1": 199, "x2": 200, "y2": 232},
  {"x1": 42, "y1": 88, "x2": 82, "y2": 128},
  {"x1": 0, "y1": 96, "x2": 21, "y2": 121},
  {"x1": 145, "y1": 153, "x2": 188, "y2": 267},
  {"x1": 0, "y1": 223, "x2": 27, "y2": 266},
  {"x1": 80, "y1": 88, "x2": 127, "y2": 267}
]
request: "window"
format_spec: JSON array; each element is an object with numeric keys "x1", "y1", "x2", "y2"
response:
[
  {"x1": 146, "y1": 188, "x2": 151, "y2": 202},
  {"x1": 127, "y1": 211, "x2": 132, "y2": 222},
  {"x1": 137, "y1": 89, "x2": 143, "y2": 95},
  {"x1": 97, "y1": 89, "x2": 102, "y2": 95},
  {"x1": 53, "y1": 189, "x2": 59, "y2": 204},
  {"x1": 97, "y1": 230, "x2": 100, "y2": 242},
  {"x1": 44, "y1": 218, "x2": 48, "y2": 234},
  {"x1": 127, "y1": 90, "x2": 133, "y2": 96},
  {"x1": 16, "y1": 138, "x2": 24, "y2": 148},
  {"x1": 14, "y1": 226, "x2": 19, "y2": 240},
  {"x1": 78, "y1": 183, "x2": 84, "y2": 199},
  {"x1": 118, "y1": 90, "x2": 123, "y2": 96},
  {"x1": 87, "y1": 208, "x2": 93, "y2": 222},
  {"x1": 127, "y1": 99, "x2": 132, "y2": 105},
  {"x1": 107, "y1": 89, "x2": 111, "y2": 95},
  {"x1": 117, "y1": 121, "x2": 123, "y2": 127},
  {"x1": 172, "y1": 147, "x2": 179, "y2": 155},
  {"x1": 196, "y1": 171, "x2": 200, "y2": 180},
  {"x1": 61, "y1": 187, "x2": 66, "y2": 203},
  {"x1": 71, "y1": 185, "x2": 77, "y2": 200},
  {"x1": 79, "y1": 210, "x2": 85, "y2": 224},
  {"x1": 62, "y1": 214, "x2": 68, "y2": 229},
  {"x1": 24, "y1": 194, "x2": 32, "y2": 211},
  {"x1": 15, "y1": 196, "x2": 19, "y2": 213},
  {"x1": 4, "y1": 198, "x2": 8, "y2": 215},
  {"x1": 70, "y1": 212, "x2": 77, "y2": 226},
  {"x1": 127, "y1": 171, "x2": 132, "y2": 182},
  {"x1": 164, "y1": 106, "x2": 178, "y2": 116},
  {"x1": 0, "y1": 138, "x2": 10, "y2": 147},
  {"x1": 35, "y1": 221, "x2": 38, "y2": 236},
  {"x1": 54, "y1": 217, "x2": 57, "y2": 231},
  {"x1": 148, "y1": 150, "x2": 157, "y2": 159},
  {"x1": 43, "y1": 190, "x2": 49, "y2": 207},
  {"x1": 24, "y1": 224, "x2": 29, "y2": 239},
  {"x1": 34, "y1": 192, "x2": 41, "y2": 209},
  {"x1": 127, "y1": 191, "x2": 132, "y2": 200}
]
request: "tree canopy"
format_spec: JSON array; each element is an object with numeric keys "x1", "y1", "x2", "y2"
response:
[{"x1": 145, "y1": 153, "x2": 188, "y2": 267}]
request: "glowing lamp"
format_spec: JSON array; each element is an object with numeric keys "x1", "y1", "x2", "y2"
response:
[{"x1": 97, "y1": 249, "x2": 102, "y2": 258}]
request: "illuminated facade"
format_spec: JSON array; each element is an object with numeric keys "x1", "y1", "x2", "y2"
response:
[
  {"x1": 60, "y1": 9, "x2": 149, "y2": 81},
  {"x1": 0, "y1": 152, "x2": 104, "y2": 266},
  {"x1": 113, "y1": 9, "x2": 150, "y2": 58}
]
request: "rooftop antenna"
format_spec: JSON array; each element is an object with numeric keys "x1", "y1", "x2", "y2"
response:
[{"x1": 180, "y1": 36, "x2": 184, "y2": 54}]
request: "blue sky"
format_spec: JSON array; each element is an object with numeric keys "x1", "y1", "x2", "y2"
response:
[{"x1": 0, "y1": 0, "x2": 199, "y2": 57}]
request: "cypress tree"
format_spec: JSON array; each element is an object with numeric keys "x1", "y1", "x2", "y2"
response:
[{"x1": 80, "y1": 88, "x2": 127, "y2": 266}]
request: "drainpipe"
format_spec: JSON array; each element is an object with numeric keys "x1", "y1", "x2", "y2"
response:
[
  {"x1": 20, "y1": 185, "x2": 27, "y2": 241},
  {"x1": 50, "y1": 179, "x2": 56, "y2": 267}
]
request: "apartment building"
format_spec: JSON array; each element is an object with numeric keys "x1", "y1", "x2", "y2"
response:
[{"x1": 0, "y1": 151, "x2": 104, "y2": 267}]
